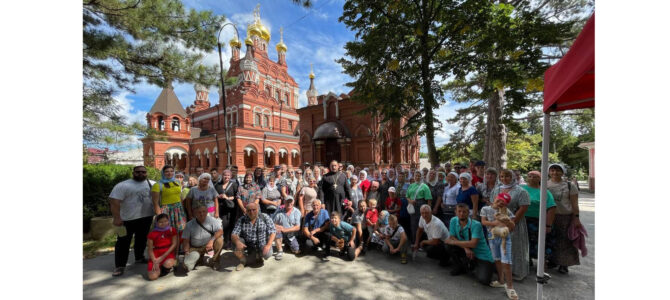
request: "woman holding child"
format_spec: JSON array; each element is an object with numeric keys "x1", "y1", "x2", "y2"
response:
[{"x1": 490, "y1": 169, "x2": 530, "y2": 281}]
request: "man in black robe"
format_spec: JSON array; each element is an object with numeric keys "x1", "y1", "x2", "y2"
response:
[{"x1": 318, "y1": 160, "x2": 351, "y2": 215}]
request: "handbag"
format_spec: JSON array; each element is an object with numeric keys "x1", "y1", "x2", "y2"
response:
[
  {"x1": 221, "y1": 182, "x2": 236, "y2": 209},
  {"x1": 407, "y1": 183, "x2": 425, "y2": 214}
]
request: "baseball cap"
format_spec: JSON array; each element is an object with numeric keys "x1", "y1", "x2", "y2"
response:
[
  {"x1": 496, "y1": 192, "x2": 511, "y2": 204},
  {"x1": 388, "y1": 187, "x2": 396, "y2": 193}
]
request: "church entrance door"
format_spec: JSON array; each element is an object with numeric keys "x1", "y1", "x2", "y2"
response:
[{"x1": 324, "y1": 138, "x2": 341, "y2": 164}]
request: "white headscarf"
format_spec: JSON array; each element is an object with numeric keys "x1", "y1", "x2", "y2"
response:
[
  {"x1": 459, "y1": 172, "x2": 472, "y2": 186},
  {"x1": 359, "y1": 170, "x2": 368, "y2": 182}
]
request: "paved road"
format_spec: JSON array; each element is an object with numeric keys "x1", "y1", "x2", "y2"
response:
[{"x1": 83, "y1": 188, "x2": 594, "y2": 300}]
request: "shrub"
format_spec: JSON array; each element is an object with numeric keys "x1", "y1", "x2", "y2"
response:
[{"x1": 83, "y1": 164, "x2": 161, "y2": 232}]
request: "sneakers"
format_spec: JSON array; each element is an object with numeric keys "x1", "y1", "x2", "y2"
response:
[{"x1": 275, "y1": 251, "x2": 284, "y2": 260}]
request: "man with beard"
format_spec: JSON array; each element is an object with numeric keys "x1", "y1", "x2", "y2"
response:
[
  {"x1": 318, "y1": 160, "x2": 351, "y2": 215},
  {"x1": 109, "y1": 165, "x2": 156, "y2": 276},
  {"x1": 444, "y1": 203, "x2": 495, "y2": 285}
]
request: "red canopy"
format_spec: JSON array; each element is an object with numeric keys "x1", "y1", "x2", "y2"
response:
[{"x1": 543, "y1": 13, "x2": 595, "y2": 113}]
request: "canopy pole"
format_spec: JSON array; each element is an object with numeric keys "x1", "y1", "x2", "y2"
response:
[{"x1": 537, "y1": 112, "x2": 551, "y2": 299}]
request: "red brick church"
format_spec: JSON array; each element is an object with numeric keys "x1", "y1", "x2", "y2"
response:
[
  {"x1": 142, "y1": 6, "x2": 301, "y2": 175},
  {"x1": 296, "y1": 69, "x2": 421, "y2": 168},
  {"x1": 142, "y1": 5, "x2": 420, "y2": 174}
]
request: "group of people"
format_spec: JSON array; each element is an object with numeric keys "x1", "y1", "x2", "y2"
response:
[{"x1": 109, "y1": 159, "x2": 585, "y2": 300}]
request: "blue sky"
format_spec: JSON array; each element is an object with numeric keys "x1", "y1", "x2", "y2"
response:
[{"x1": 118, "y1": 0, "x2": 463, "y2": 151}]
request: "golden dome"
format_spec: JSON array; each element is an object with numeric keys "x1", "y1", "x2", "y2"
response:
[
  {"x1": 276, "y1": 42, "x2": 287, "y2": 53},
  {"x1": 247, "y1": 23, "x2": 263, "y2": 40},
  {"x1": 245, "y1": 36, "x2": 253, "y2": 46},
  {"x1": 229, "y1": 37, "x2": 241, "y2": 48},
  {"x1": 309, "y1": 63, "x2": 315, "y2": 79},
  {"x1": 246, "y1": 4, "x2": 270, "y2": 42},
  {"x1": 276, "y1": 26, "x2": 286, "y2": 52}
]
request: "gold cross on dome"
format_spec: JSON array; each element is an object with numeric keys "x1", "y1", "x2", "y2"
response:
[
  {"x1": 254, "y1": 4, "x2": 261, "y2": 22},
  {"x1": 280, "y1": 26, "x2": 284, "y2": 42}
]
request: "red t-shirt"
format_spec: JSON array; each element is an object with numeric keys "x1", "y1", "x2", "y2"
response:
[
  {"x1": 147, "y1": 228, "x2": 177, "y2": 251},
  {"x1": 360, "y1": 179, "x2": 371, "y2": 194},
  {"x1": 365, "y1": 208, "x2": 378, "y2": 226},
  {"x1": 385, "y1": 197, "x2": 402, "y2": 215},
  {"x1": 471, "y1": 175, "x2": 483, "y2": 186}
]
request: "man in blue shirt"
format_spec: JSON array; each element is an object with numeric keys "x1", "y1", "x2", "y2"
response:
[
  {"x1": 329, "y1": 211, "x2": 360, "y2": 261},
  {"x1": 301, "y1": 199, "x2": 331, "y2": 260},
  {"x1": 444, "y1": 203, "x2": 495, "y2": 285},
  {"x1": 273, "y1": 196, "x2": 302, "y2": 260}
]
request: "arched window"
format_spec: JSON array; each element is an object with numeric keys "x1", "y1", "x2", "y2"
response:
[
  {"x1": 275, "y1": 90, "x2": 279, "y2": 100},
  {"x1": 171, "y1": 117, "x2": 180, "y2": 131},
  {"x1": 158, "y1": 116, "x2": 165, "y2": 130},
  {"x1": 263, "y1": 115, "x2": 269, "y2": 128},
  {"x1": 265, "y1": 86, "x2": 271, "y2": 97},
  {"x1": 288, "y1": 120, "x2": 293, "y2": 131},
  {"x1": 255, "y1": 113, "x2": 261, "y2": 127},
  {"x1": 284, "y1": 93, "x2": 289, "y2": 106}
]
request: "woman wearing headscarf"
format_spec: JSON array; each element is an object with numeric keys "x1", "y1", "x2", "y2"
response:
[
  {"x1": 313, "y1": 167, "x2": 322, "y2": 183},
  {"x1": 215, "y1": 170, "x2": 238, "y2": 249},
  {"x1": 185, "y1": 173, "x2": 219, "y2": 219},
  {"x1": 456, "y1": 173, "x2": 480, "y2": 219},
  {"x1": 491, "y1": 169, "x2": 531, "y2": 280},
  {"x1": 546, "y1": 163, "x2": 581, "y2": 274},
  {"x1": 358, "y1": 170, "x2": 371, "y2": 198},
  {"x1": 349, "y1": 175, "x2": 364, "y2": 213},
  {"x1": 151, "y1": 165, "x2": 187, "y2": 231},
  {"x1": 253, "y1": 167, "x2": 267, "y2": 190},
  {"x1": 434, "y1": 172, "x2": 460, "y2": 227},
  {"x1": 236, "y1": 173, "x2": 262, "y2": 216},
  {"x1": 407, "y1": 171, "x2": 433, "y2": 244}
]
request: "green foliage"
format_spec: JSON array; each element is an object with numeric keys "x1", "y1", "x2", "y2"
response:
[
  {"x1": 419, "y1": 152, "x2": 428, "y2": 159},
  {"x1": 337, "y1": 0, "x2": 492, "y2": 165},
  {"x1": 83, "y1": 164, "x2": 160, "y2": 231},
  {"x1": 83, "y1": 0, "x2": 225, "y2": 147},
  {"x1": 83, "y1": 233, "x2": 118, "y2": 259}
]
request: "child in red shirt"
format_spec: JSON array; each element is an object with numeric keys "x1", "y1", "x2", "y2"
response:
[
  {"x1": 147, "y1": 214, "x2": 178, "y2": 280},
  {"x1": 365, "y1": 199, "x2": 379, "y2": 248},
  {"x1": 385, "y1": 187, "x2": 402, "y2": 217}
]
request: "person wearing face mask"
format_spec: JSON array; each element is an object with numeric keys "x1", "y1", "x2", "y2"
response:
[
  {"x1": 490, "y1": 169, "x2": 531, "y2": 281},
  {"x1": 109, "y1": 165, "x2": 156, "y2": 277}
]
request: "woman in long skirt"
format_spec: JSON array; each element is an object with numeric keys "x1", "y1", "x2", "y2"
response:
[
  {"x1": 491, "y1": 169, "x2": 530, "y2": 281},
  {"x1": 546, "y1": 163, "x2": 581, "y2": 274}
]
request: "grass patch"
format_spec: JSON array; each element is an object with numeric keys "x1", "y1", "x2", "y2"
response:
[{"x1": 83, "y1": 234, "x2": 124, "y2": 259}]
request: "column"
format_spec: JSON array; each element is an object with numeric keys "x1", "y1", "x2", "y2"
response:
[
  {"x1": 338, "y1": 138, "x2": 347, "y2": 162},
  {"x1": 315, "y1": 141, "x2": 324, "y2": 165}
]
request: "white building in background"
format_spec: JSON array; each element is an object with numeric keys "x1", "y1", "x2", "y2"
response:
[{"x1": 108, "y1": 148, "x2": 144, "y2": 166}]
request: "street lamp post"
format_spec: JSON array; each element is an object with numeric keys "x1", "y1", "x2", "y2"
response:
[{"x1": 217, "y1": 22, "x2": 239, "y2": 168}]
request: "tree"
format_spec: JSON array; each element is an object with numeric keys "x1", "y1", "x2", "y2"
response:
[
  {"x1": 338, "y1": 0, "x2": 492, "y2": 167},
  {"x1": 443, "y1": 0, "x2": 589, "y2": 170},
  {"x1": 83, "y1": 0, "x2": 225, "y2": 147}
]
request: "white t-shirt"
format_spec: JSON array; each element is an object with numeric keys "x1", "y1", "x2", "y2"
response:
[
  {"x1": 109, "y1": 179, "x2": 156, "y2": 221},
  {"x1": 418, "y1": 215, "x2": 450, "y2": 241},
  {"x1": 381, "y1": 225, "x2": 405, "y2": 243}
]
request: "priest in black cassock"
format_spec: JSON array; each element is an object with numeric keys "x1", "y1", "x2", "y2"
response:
[{"x1": 318, "y1": 160, "x2": 351, "y2": 215}]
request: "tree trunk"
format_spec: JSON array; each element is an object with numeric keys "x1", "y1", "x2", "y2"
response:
[
  {"x1": 484, "y1": 89, "x2": 507, "y2": 170},
  {"x1": 424, "y1": 102, "x2": 440, "y2": 167}
]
